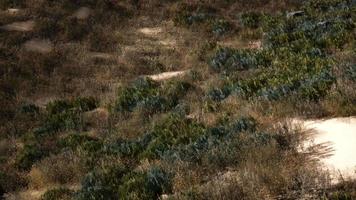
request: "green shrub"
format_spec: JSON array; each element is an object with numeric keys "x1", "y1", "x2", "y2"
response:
[
  {"x1": 240, "y1": 12, "x2": 264, "y2": 29},
  {"x1": 345, "y1": 64, "x2": 356, "y2": 81},
  {"x1": 58, "y1": 134, "x2": 97, "y2": 150},
  {"x1": 77, "y1": 164, "x2": 128, "y2": 200},
  {"x1": 15, "y1": 144, "x2": 48, "y2": 170},
  {"x1": 20, "y1": 104, "x2": 40, "y2": 116},
  {"x1": 41, "y1": 187, "x2": 74, "y2": 200},
  {"x1": 115, "y1": 78, "x2": 159, "y2": 112},
  {"x1": 0, "y1": 0, "x2": 25, "y2": 9},
  {"x1": 211, "y1": 19, "x2": 232, "y2": 36},
  {"x1": 140, "y1": 114, "x2": 206, "y2": 159},
  {"x1": 119, "y1": 166, "x2": 172, "y2": 200},
  {"x1": 173, "y1": 3, "x2": 216, "y2": 27}
]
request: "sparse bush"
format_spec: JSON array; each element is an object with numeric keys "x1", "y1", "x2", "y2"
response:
[{"x1": 29, "y1": 151, "x2": 84, "y2": 187}]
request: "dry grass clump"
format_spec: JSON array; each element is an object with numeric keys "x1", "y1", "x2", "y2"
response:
[{"x1": 28, "y1": 151, "x2": 84, "y2": 189}]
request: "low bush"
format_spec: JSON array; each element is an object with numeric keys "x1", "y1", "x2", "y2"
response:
[
  {"x1": 77, "y1": 163, "x2": 128, "y2": 200},
  {"x1": 118, "y1": 166, "x2": 172, "y2": 200},
  {"x1": 15, "y1": 144, "x2": 48, "y2": 171},
  {"x1": 115, "y1": 78, "x2": 159, "y2": 112},
  {"x1": 41, "y1": 187, "x2": 74, "y2": 200},
  {"x1": 239, "y1": 12, "x2": 264, "y2": 29}
]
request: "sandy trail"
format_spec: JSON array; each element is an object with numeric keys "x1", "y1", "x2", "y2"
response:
[
  {"x1": 297, "y1": 117, "x2": 356, "y2": 181},
  {"x1": 0, "y1": 20, "x2": 35, "y2": 32}
]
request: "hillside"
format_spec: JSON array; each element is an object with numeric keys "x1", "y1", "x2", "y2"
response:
[{"x1": 0, "y1": 0, "x2": 355, "y2": 199}]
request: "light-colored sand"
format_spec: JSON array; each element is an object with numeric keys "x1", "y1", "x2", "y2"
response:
[
  {"x1": 1, "y1": 20, "x2": 35, "y2": 32},
  {"x1": 297, "y1": 117, "x2": 356, "y2": 181},
  {"x1": 73, "y1": 7, "x2": 91, "y2": 20},
  {"x1": 147, "y1": 70, "x2": 188, "y2": 81},
  {"x1": 6, "y1": 8, "x2": 21, "y2": 15},
  {"x1": 23, "y1": 39, "x2": 53, "y2": 53},
  {"x1": 88, "y1": 52, "x2": 116, "y2": 60},
  {"x1": 138, "y1": 27, "x2": 162, "y2": 36}
]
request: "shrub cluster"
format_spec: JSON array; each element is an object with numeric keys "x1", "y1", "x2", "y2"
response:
[
  {"x1": 207, "y1": 0, "x2": 355, "y2": 102},
  {"x1": 77, "y1": 164, "x2": 171, "y2": 200},
  {"x1": 115, "y1": 78, "x2": 191, "y2": 114}
]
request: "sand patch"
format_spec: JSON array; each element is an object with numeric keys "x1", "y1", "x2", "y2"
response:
[
  {"x1": 1, "y1": 20, "x2": 35, "y2": 32},
  {"x1": 88, "y1": 52, "x2": 116, "y2": 60},
  {"x1": 138, "y1": 27, "x2": 162, "y2": 36},
  {"x1": 296, "y1": 117, "x2": 356, "y2": 181},
  {"x1": 6, "y1": 8, "x2": 21, "y2": 15},
  {"x1": 73, "y1": 7, "x2": 91, "y2": 20},
  {"x1": 147, "y1": 70, "x2": 188, "y2": 81},
  {"x1": 24, "y1": 39, "x2": 53, "y2": 53}
]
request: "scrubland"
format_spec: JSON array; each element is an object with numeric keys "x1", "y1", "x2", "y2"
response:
[{"x1": 0, "y1": 0, "x2": 355, "y2": 199}]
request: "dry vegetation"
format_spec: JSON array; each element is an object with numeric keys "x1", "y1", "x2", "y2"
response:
[{"x1": 0, "y1": 0, "x2": 355, "y2": 199}]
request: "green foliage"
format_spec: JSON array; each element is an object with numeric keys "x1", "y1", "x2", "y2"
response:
[
  {"x1": 140, "y1": 114, "x2": 206, "y2": 159},
  {"x1": 210, "y1": 47, "x2": 270, "y2": 72},
  {"x1": 173, "y1": 4, "x2": 216, "y2": 26},
  {"x1": 58, "y1": 134, "x2": 97, "y2": 150},
  {"x1": 115, "y1": 78, "x2": 191, "y2": 113},
  {"x1": 211, "y1": 19, "x2": 232, "y2": 36},
  {"x1": 15, "y1": 144, "x2": 48, "y2": 170},
  {"x1": 38, "y1": 97, "x2": 98, "y2": 134},
  {"x1": 118, "y1": 166, "x2": 172, "y2": 200},
  {"x1": 115, "y1": 78, "x2": 159, "y2": 112},
  {"x1": 240, "y1": 12, "x2": 264, "y2": 29},
  {"x1": 0, "y1": 0, "x2": 25, "y2": 9},
  {"x1": 20, "y1": 104, "x2": 40, "y2": 116},
  {"x1": 41, "y1": 187, "x2": 74, "y2": 200},
  {"x1": 345, "y1": 64, "x2": 356, "y2": 81},
  {"x1": 76, "y1": 164, "x2": 128, "y2": 200}
]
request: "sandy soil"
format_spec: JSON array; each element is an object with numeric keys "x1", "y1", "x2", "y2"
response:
[
  {"x1": 73, "y1": 7, "x2": 91, "y2": 20},
  {"x1": 0, "y1": 20, "x2": 35, "y2": 32},
  {"x1": 24, "y1": 39, "x2": 53, "y2": 53},
  {"x1": 297, "y1": 117, "x2": 356, "y2": 181},
  {"x1": 147, "y1": 70, "x2": 188, "y2": 81}
]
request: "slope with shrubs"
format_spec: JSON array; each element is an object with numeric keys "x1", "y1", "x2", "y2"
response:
[{"x1": 0, "y1": 0, "x2": 355, "y2": 199}]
